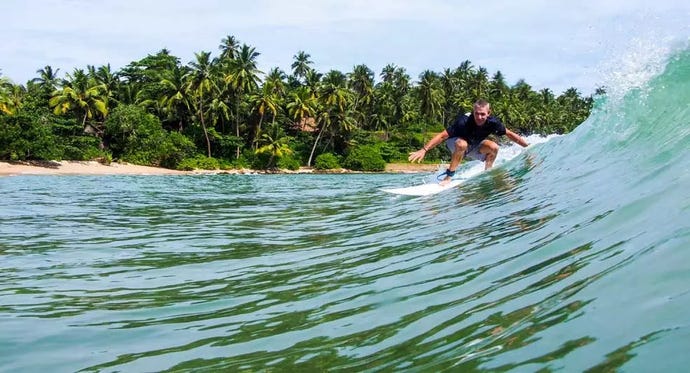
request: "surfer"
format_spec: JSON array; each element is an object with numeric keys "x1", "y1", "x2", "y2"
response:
[{"x1": 408, "y1": 99, "x2": 529, "y2": 185}]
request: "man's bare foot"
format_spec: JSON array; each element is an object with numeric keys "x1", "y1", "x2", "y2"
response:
[{"x1": 439, "y1": 176, "x2": 452, "y2": 186}]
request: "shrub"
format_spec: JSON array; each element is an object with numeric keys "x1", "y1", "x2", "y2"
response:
[
  {"x1": 375, "y1": 142, "x2": 404, "y2": 163},
  {"x1": 314, "y1": 153, "x2": 341, "y2": 170},
  {"x1": 0, "y1": 110, "x2": 62, "y2": 160},
  {"x1": 276, "y1": 155, "x2": 300, "y2": 171},
  {"x1": 105, "y1": 105, "x2": 168, "y2": 165},
  {"x1": 159, "y1": 132, "x2": 197, "y2": 169},
  {"x1": 343, "y1": 145, "x2": 386, "y2": 171},
  {"x1": 60, "y1": 135, "x2": 107, "y2": 161},
  {"x1": 176, "y1": 155, "x2": 220, "y2": 171}
]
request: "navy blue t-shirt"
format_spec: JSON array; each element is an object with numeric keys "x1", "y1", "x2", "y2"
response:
[{"x1": 445, "y1": 114, "x2": 506, "y2": 146}]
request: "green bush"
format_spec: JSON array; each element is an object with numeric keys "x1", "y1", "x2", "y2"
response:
[
  {"x1": 159, "y1": 132, "x2": 197, "y2": 169},
  {"x1": 176, "y1": 155, "x2": 220, "y2": 171},
  {"x1": 375, "y1": 142, "x2": 404, "y2": 163},
  {"x1": 104, "y1": 105, "x2": 201, "y2": 168},
  {"x1": 59, "y1": 135, "x2": 106, "y2": 161},
  {"x1": 233, "y1": 151, "x2": 255, "y2": 169},
  {"x1": 250, "y1": 151, "x2": 272, "y2": 170},
  {"x1": 276, "y1": 155, "x2": 300, "y2": 171},
  {"x1": 343, "y1": 145, "x2": 386, "y2": 172},
  {"x1": 218, "y1": 159, "x2": 234, "y2": 170},
  {"x1": 314, "y1": 153, "x2": 341, "y2": 170},
  {"x1": 0, "y1": 110, "x2": 62, "y2": 160}
]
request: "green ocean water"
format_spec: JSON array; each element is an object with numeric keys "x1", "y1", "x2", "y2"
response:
[{"x1": 1, "y1": 48, "x2": 689, "y2": 372}]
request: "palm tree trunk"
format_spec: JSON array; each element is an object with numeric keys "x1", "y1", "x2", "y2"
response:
[
  {"x1": 199, "y1": 97, "x2": 211, "y2": 157},
  {"x1": 253, "y1": 114, "x2": 264, "y2": 150},
  {"x1": 235, "y1": 99, "x2": 241, "y2": 159},
  {"x1": 307, "y1": 126, "x2": 325, "y2": 167}
]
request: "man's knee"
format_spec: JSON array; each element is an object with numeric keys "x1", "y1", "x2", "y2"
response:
[
  {"x1": 482, "y1": 140, "x2": 499, "y2": 155},
  {"x1": 454, "y1": 138, "x2": 468, "y2": 153}
]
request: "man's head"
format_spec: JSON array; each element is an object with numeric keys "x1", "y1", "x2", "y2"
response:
[{"x1": 472, "y1": 99, "x2": 491, "y2": 126}]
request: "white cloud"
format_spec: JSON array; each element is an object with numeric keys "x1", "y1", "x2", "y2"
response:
[{"x1": 2, "y1": 0, "x2": 688, "y2": 94}]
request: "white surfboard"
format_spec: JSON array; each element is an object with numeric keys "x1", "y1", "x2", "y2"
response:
[
  {"x1": 380, "y1": 179, "x2": 463, "y2": 196},
  {"x1": 382, "y1": 161, "x2": 483, "y2": 197}
]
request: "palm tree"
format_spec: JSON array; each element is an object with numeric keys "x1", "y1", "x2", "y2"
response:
[
  {"x1": 489, "y1": 71, "x2": 509, "y2": 102},
  {"x1": 348, "y1": 64, "x2": 375, "y2": 128},
  {"x1": 255, "y1": 123, "x2": 292, "y2": 169},
  {"x1": 185, "y1": 51, "x2": 216, "y2": 157},
  {"x1": 32, "y1": 65, "x2": 61, "y2": 96},
  {"x1": 308, "y1": 71, "x2": 352, "y2": 166},
  {"x1": 157, "y1": 64, "x2": 192, "y2": 131},
  {"x1": 286, "y1": 86, "x2": 317, "y2": 127},
  {"x1": 264, "y1": 68, "x2": 287, "y2": 97},
  {"x1": 93, "y1": 64, "x2": 119, "y2": 105},
  {"x1": 348, "y1": 64, "x2": 374, "y2": 105},
  {"x1": 49, "y1": 68, "x2": 108, "y2": 133},
  {"x1": 206, "y1": 95, "x2": 231, "y2": 138},
  {"x1": 440, "y1": 68, "x2": 460, "y2": 124},
  {"x1": 304, "y1": 69, "x2": 323, "y2": 95},
  {"x1": 470, "y1": 66, "x2": 489, "y2": 99},
  {"x1": 0, "y1": 77, "x2": 23, "y2": 115},
  {"x1": 380, "y1": 64, "x2": 397, "y2": 83},
  {"x1": 225, "y1": 44, "x2": 262, "y2": 158},
  {"x1": 417, "y1": 70, "x2": 444, "y2": 124},
  {"x1": 291, "y1": 51, "x2": 313, "y2": 83},
  {"x1": 389, "y1": 66, "x2": 411, "y2": 126},
  {"x1": 0, "y1": 77, "x2": 11, "y2": 115},
  {"x1": 219, "y1": 35, "x2": 240, "y2": 61},
  {"x1": 320, "y1": 70, "x2": 348, "y2": 110},
  {"x1": 249, "y1": 88, "x2": 278, "y2": 149},
  {"x1": 456, "y1": 60, "x2": 474, "y2": 86},
  {"x1": 372, "y1": 82, "x2": 395, "y2": 132}
]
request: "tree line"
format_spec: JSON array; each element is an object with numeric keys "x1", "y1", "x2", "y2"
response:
[{"x1": 0, "y1": 35, "x2": 596, "y2": 171}]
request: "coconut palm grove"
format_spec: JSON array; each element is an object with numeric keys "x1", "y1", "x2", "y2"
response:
[{"x1": 0, "y1": 35, "x2": 595, "y2": 171}]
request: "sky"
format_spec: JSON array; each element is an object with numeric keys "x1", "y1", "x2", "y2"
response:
[{"x1": 2, "y1": 0, "x2": 689, "y2": 95}]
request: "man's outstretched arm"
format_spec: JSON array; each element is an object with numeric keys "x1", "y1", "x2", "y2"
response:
[
  {"x1": 506, "y1": 129, "x2": 529, "y2": 147},
  {"x1": 408, "y1": 130, "x2": 450, "y2": 163}
]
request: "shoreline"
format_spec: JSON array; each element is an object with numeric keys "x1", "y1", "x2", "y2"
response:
[{"x1": 0, "y1": 161, "x2": 440, "y2": 177}]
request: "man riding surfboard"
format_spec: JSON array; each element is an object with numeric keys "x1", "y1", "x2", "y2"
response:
[{"x1": 408, "y1": 99, "x2": 529, "y2": 185}]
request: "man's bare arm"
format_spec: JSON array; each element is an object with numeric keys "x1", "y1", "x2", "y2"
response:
[
  {"x1": 408, "y1": 130, "x2": 450, "y2": 163},
  {"x1": 506, "y1": 129, "x2": 529, "y2": 147}
]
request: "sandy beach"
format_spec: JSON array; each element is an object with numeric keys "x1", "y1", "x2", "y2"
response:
[
  {"x1": 0, "y1": 161, "x2": 439, "y2": 176},
  {"x1": 0, "y1": 161, "x2": 195, "y2": 176}
]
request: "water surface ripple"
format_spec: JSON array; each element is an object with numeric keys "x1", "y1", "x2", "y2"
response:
[{"x1": 1, "y1": 159, "x2": 688, "y2": 372}]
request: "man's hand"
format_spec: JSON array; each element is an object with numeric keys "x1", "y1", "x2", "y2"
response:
[{"x1": 408, "y1": 149, "x2": 427, "y2": 163}]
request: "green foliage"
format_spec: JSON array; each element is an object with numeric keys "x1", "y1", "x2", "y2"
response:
[
  {"x1": 218, "y1": 158, "x2": 234, "y2": 170},
  {"x1": 233, "y1": 151, "x2": 255, "y2": 169},
  {"x1": 288, "y1": 132, "x2": 314, "y2": 164},
  {"x1": 159, "y1": 132, "x2": 197, "y2": 169},
  {"x1": 314, "y1": 153, "x2": 341, "y2": 170},
  {"x1": 4, "y1": 34, "x2": 594, "y2": 169},
  {"x1": 276, "y1": 154, "x2": 300, "y2": 170},
  {"x1": 0, "y1": 110, "x2": 62, "y2": 160},
  {"x1": 105, "y1": 104, "x2": 195, "y2": 168},
  {"x1": 60, "y1": 135, "x2": 108, "y2": 161},
  {"x1": 176, "y1": 155, "x2": 220, "y2": 171},
  {"x1": 343, "y1": 145, "x2": 386, "y2": 171},
  {"x1": 213, "y1": 134, "x2": 243, "y2": 160},
  {"x1": 250, "y1": 151, "x2": 272, "y2": 169},
  {"x1": 374, "y1": 142, "x2": 404, "y2": 163}
]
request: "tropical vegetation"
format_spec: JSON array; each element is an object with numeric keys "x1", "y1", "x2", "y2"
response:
[{"x1": 0, "y1": 35, "x2": 596, "y2": 171}]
